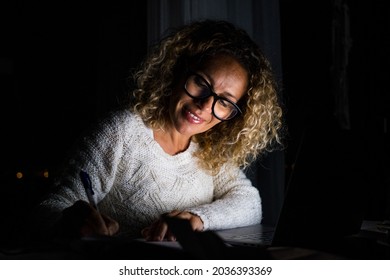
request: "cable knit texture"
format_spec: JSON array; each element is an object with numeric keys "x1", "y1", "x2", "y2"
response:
[{"x1": 35, "y1": 109, "x2": 262, "y2": 238}]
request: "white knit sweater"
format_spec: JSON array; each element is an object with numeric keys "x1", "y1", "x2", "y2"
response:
[{"x1": 36, "y1": 109, "x2": 262, "y2": 238}]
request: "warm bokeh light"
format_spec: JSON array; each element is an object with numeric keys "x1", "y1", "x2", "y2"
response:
[
  {"x1": 43, "y1": 170, "x2": 49, "y2": 178},
  {"x1": 16, "y1": 172, "x2": 23, "y2": 179}
]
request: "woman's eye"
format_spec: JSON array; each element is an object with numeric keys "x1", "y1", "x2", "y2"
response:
[
  {"x1": 218, "y1": 99, "x2": 229, "y2": 108},
  {"x1": 194, "y1": 76, "x2": 208, "y2": 88}
]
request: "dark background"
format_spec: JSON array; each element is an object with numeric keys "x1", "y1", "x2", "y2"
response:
[
  {"x1": 280, "y1": 0, "x2": 389, "y2": 222},
  {"x1": 1, "y1": 1, "x2": 389, "y2": 246}
]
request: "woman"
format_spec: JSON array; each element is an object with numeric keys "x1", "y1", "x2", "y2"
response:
[{"x1": 32, "y1": 20, "x2": 283, "y2": 241}]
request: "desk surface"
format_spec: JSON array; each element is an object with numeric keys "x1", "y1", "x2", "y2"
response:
[{"x1": 1, "y1": 220, "x2": 389, "y2": 260}]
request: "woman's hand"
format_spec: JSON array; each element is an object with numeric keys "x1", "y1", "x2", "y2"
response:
[
  {"x1": 141, "y1": 210, "x2": 204, "y2": 241},
  {"x1": 60, "y1": 200, "x2": 119, "y2": 238}
]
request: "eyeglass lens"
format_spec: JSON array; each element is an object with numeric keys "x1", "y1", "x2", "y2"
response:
[{"x1": 185, "y1": 74, "x2": 239, "y2": 120}]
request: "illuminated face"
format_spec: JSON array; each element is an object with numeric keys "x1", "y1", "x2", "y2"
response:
[{"x1": 169, "y1": 54, "x2": 248, "y2": 137}]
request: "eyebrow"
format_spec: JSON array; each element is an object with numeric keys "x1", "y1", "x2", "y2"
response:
[{"x1": 196, "y1": 72, "x2": 238, "y2": 101}]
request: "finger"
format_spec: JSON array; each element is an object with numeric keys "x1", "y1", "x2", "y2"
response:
[
  {"x1": 141, "y1": 227, "x2": 151, "y2": 238},
  {"x1": 61, "y1": 200, "x2": 100, "y2": 237},
  {"x1": 81, "y1": 209, "x2": 109, "y2": 236},
  {"x1": 171, "y1": 211, "x2": 193, "y2": 220},
  {"x1": 142, "y1": 219, "x2": 161, "y2": 240},
  {"x1": 146, "y1": 215, "x2": 174, "y2": 241},
  {"x1": 166, "y1": 210, "x2": 181, "y2": 217},
  {"x1": 169, "y1": 211, "x2": 204, "y2": 231},
  {"x1": 164, "y1": 228, "x2": 177, "y2": 241},
  {"x1": 149, "y1": 219, "x2": 169, "y2": 241},
  {"x1": 101, "y1": 214, "x2": 120, "y2": 236}
]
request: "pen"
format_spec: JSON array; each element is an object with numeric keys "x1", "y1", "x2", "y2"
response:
[{"x1": 79, "y1": 170, "x2": 99, "y2": 212}]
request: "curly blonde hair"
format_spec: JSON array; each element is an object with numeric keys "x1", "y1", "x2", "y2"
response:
[{"x1": 130, "y1": 20, "x2": 283, "y2": 174}]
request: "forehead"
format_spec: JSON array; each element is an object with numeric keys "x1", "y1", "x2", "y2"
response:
[
  {"x1": 192, "y1": 54, "x2": 249, "y2": 100},
  {"x1": 194, "y1": 54, "x2": 249, "y2": 87},
  {"x1": 194, "y1": 53, "x2": 246, "y2": 72}
]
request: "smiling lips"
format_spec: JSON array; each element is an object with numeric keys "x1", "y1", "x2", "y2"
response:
[{"x1": 185, "y1": 109, "x2": 204, "y2": 124}]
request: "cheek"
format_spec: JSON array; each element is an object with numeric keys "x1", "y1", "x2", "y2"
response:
[
  {"x1": 172, "y1": 89, "x2": 190, "y2": 106},
  {"x1": 169, "y1": 91, "x2": 185, "y2": 112},
  {"x1": 206, "y1": 118, "x2": 221, "y2": 130}
]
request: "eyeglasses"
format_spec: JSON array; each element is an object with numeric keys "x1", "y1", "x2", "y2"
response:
[{"x1": 184, "y1": 73, "x2": 242, "y2": 121}]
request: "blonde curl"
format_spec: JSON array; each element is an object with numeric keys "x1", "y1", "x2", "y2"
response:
[{"x1": 129, "y1": 20, "x2": 284, "y2": 174}]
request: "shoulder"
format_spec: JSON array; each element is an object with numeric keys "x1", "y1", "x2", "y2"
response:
[
  {"x1": 91, "y1": 108, "x2": 144, "y2": 135},
  {"x1": 214, "y1": 163, "x2": 248, "y2": 182},
  {"x1": 99, "y1": 108, "x2": 135, "y2": 128},
  {"x1": 73, "y1": 108, "x2": 148, "y2": 150}
]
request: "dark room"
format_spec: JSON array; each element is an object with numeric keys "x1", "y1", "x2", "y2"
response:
[{"x1": 1, "y1": 0, "x2": 389, "y2": 275}]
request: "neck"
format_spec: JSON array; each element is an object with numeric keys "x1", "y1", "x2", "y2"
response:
[{"x1": 153, "y1": 128, "x2": 191, "y2": 155}]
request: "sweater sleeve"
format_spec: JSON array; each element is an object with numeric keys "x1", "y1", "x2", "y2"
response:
[
  {"x1": 29, "y1": 110, "x2": 130, "y2": 238},
  {"x1": 185, "y1": 165, "x2": 262, "y2": 231}
]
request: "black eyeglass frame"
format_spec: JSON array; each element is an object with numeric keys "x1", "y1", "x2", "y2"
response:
[{"x1": 183, "y1": 72, "x2": 243, "y2": 121}]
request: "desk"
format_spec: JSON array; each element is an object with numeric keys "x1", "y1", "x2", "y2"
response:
[
  {"x1": 0, "y1": 240, "x2": 341, "y2": 260},
  {"x1": 1, "y1": 221, "x2": 389, "y2": 260},
  {"x1": 341, "y1": 220, "x2": 390, "y2": 259}
]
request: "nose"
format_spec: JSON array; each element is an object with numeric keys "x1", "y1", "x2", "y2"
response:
[{"x1": 196, "y1": 96, "x2": 214, "y2": 114}]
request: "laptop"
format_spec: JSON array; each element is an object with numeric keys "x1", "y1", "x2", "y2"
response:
[
  {"x1": 213, "y1": 223, "x2": 274, "y2": 247},
  {"x1": 212, "y1": 129, "x2": 365, "y2": 252}
]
